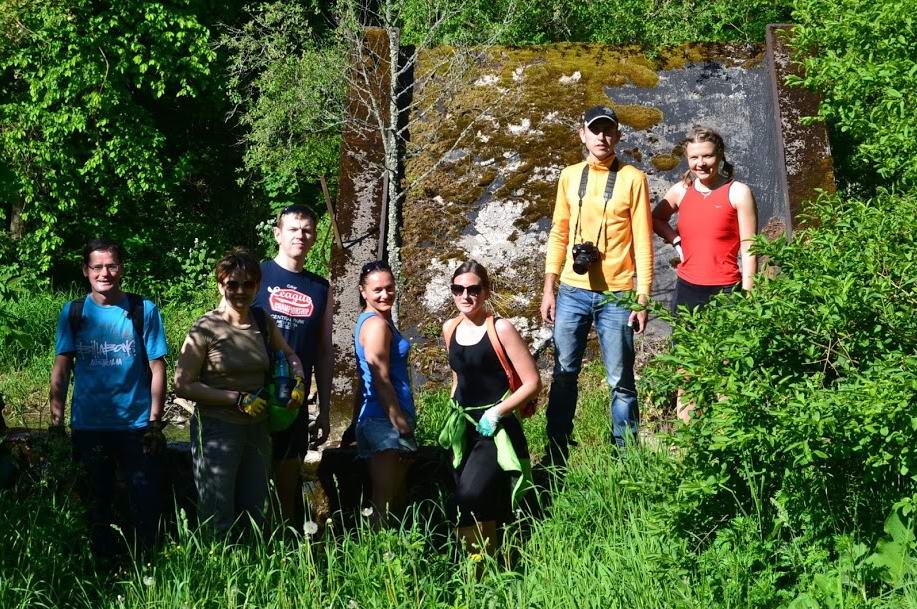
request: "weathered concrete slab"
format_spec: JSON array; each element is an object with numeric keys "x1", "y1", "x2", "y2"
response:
[
  {"x1": 398, "y1": 42, "x2": 832, "y2": 379},
  {"x1": 767, "y1": 24, "x2": 836, "y2": 231},
  {"x1": 329, "y1": 28, "x2": 392, "y2": 427}
]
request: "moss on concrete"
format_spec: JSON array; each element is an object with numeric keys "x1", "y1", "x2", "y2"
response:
[
  {"x1": 651, "y1": 154, "x2": 681, "y2": 171},
  {"x1": 400, "y1": 42, "x2": 765, "y2": 381},
  {"x1": 612, "y1": 104, "x2": 664, "y2": 131}
]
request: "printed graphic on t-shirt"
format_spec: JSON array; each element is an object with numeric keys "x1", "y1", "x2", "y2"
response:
[
  {"x1": 77, "y1": 338, "x2": 136, "y2": 367},
  {"x1": 267, "y1": 285, "x2": 314, "y2": 331}
]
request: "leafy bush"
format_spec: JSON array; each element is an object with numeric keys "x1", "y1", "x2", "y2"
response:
[
  {"x1": 402, "y1": 0, "x2": 792, "y2": 46},
  {"x1": 644, "y1": 190, "x2": 917, "y2": 545},
  {"x1": 0, "y1": 0, "x2": 228, "y2": 281},
  {"x1": 0, "y1": 290, "x2": 72, "y2": 371},
  {"x1": 790, "y1": 0, "x2": 917, "y2": 189},
  {"x1": 221, "y1": 1, "x2": 343, "y2": 209}
]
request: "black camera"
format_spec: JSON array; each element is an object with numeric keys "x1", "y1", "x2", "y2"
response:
[{"x1": 571, "y1": 241, "x2": 600, "y2": 274}]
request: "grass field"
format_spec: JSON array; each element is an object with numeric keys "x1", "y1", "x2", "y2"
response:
[{"x1": 3, "y1": 357, "x2": 917, "y2": 609}]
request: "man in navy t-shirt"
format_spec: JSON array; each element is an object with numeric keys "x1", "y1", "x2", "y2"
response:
[
  {"x1": 49, "y1": 238, "x2": 168, "y2": 558},
  {"x1": 254, "y1": 204, "x2": 332, "y2": 527}
]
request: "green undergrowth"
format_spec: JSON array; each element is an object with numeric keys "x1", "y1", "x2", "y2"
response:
[{"x1": 4, "y1": 357, "x2": 917, "y2": 608}]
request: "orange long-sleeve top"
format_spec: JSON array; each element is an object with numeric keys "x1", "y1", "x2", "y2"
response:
[{"x1": 545, "y1": 157, "x2": 654, "y2": 296}]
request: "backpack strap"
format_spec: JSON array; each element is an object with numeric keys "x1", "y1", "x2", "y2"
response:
[
  {"x1": 442, "y1": 316, "x2": 463, "y2": 353},
  {"x1": 67, "y1": 298, "x2": 86, "y2": 336},
  {"x1": 124, "y1": 293, "x2": 148, "y2": 373},
  {"x1": 250, "y1": 307, "x2": 275, "y2": 383}
]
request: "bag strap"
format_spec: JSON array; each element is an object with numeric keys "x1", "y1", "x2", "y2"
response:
[
  {"x1": 442, "y1": 316, "x2": 463, "y2": 353},
  {"x1": 485, "y1": 315, "x2": 520, "y2": 392},
  {"x1": 68, "y1": 298, "x2": 86, "y2": 336},
  {"x1": 250, "y1": 307, "x2": 274, "y2": 383},
  {"x1": 125, "y1": 293, "x2": 148, "y2": 373}
]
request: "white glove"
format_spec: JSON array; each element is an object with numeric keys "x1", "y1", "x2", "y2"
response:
[
  {"x1": 674, "y1": 243, "x2": 685, "y2": 262},
  {"x1": 477, "y1": 406, "x2": 502, "y2": 437}
]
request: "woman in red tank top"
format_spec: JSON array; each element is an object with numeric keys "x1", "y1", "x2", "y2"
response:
[
  {"x1": 653, "y1": 126, "x2": 758, "y2": 308},
  {"x1": 652, "y1": 126, "x2": 758, "y2": 422}
]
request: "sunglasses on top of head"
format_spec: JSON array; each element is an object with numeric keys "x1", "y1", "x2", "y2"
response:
[{"x1": 450, "y1": 283, "x2": 483, "y2": 297}]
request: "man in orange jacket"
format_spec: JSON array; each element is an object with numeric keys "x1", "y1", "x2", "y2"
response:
[{"x1": 540, "y1": 106, "x2": 653, "y2": 465}]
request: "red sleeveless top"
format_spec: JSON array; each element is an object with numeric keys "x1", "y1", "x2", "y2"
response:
[{"x1": 676, "y1": 180, "x2": 741, "y2": 286}]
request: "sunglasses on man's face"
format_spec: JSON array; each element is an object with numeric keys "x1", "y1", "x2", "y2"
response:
[{"x1": 450, "y1": 283, "x2": 483, "y2": 297}]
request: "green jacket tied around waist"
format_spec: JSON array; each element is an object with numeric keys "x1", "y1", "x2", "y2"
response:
[{"x1": 437, "y1": 396, "x2": 533, "y2": 510}]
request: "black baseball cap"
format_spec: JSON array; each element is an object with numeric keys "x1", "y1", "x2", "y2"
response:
[{"x1": 582, "y1": 105, "x2": 619, "y2": 128}]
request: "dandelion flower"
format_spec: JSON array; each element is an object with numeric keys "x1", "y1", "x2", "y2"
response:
[
  {"x1": 304, "y1": 521, "x2": 319, "y2": 536},
  {"x1": 383, "y1": 551, "x2": 394, "y2": 562},
  {"x1": 143, "y1": 576, "x2": 155, "y2": 587},
  {"x1": 470, "y1": 553, "x2": 483, "y2": 563},
  {"x1": 348, "y1": 600, "x2": 359, "y2": 609},
  {"x1": 361, "y1": 507, "x2": 373, "y2": 517}
]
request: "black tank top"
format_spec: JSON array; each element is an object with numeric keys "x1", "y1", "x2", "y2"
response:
[{"x1": 449, "y1": 331, "x2": 510, "y2": 409}]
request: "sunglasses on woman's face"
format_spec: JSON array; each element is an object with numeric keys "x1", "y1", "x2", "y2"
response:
[
  {"x1": 450, "y1": 283, "x2": 483, "y2": 297},
  {"x1": 223, "y1": 279, "x2": 257, "y2": 292}
]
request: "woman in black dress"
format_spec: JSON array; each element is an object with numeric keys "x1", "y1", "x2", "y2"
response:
[{"x1": 439, "y1": 260, "x2": 541, "y2": 554}]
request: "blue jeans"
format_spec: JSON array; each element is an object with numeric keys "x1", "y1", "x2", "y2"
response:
[
  {"x1": 546, "y1": 284, "x2": 639, "y2": 461},
  {"x1": 72, "y1": 428, "x2": 162, "y2": 557}
]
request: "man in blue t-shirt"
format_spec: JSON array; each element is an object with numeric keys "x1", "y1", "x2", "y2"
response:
[
  {"x1": 254, "y1": 204, "x2": 332, "y2": 528},
  {"x1": 49, "y1": 238, "x2": 168, "y2": 558}
]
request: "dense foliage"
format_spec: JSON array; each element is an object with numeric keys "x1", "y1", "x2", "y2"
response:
[
  {"x1": 401, "y1": 0, "x2": 792, "y2": 46},
  {"x1": 791, "y1": 0, "x2": 917, "y2": 190},
  {"x1": 221, "y1": 1, "x2": 343, "y2": 209},
  {"x1": 0, "y1": 0, "x2": 245, "y2": 284},
  {"x1": 644, "y1": 191, "x2": 917, "y2": 548}
]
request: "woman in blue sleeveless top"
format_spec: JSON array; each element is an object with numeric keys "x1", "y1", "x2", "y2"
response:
[{"x1": 354, "y1": 260, "x2": 417, "y2": 526}]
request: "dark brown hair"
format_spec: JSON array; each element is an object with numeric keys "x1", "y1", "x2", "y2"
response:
[
  {"x1": 275, "y1": 203, "x2": 318, "y2": 228},
  {"x1": 358, "y1": 260, "x2": 393, "y2": 307},
  {"x1": 214, "y1": 247, "x2": 262, "y2": 285},
  {"x1": 451, "y1": 260, "x2": 491, "y2": 292},
  {"x1": 681, "y1": 125, "x2": 735, "y2": 187},
  {"x1": 82, "y1": 238, "x2": 124, "y2": 265}
]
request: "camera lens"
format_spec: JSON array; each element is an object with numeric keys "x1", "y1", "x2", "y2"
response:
[{"x1": 572, "y1": 242, "x2": 597, "y2": 275}]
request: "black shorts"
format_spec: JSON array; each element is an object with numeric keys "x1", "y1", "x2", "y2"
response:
[
  {"x1": 271, "y1": 405, "x2": 309, "y2": 461},
  {"x1": 671, "y1": 277, "x2": 738, "y2": 315}
]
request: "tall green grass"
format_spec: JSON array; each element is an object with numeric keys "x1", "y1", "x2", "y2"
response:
[{"x1": 4, "y1": 361, "x2": 917, "y2": 608}]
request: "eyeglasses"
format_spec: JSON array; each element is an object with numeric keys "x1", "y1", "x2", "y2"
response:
[
  {"x1": 223, "y1": 280, "x2": 257, "y2": 292},
  {"x1": 87, "y1": 264, "x2": 122, "y2": 273},
  {"x1": 450, "y1": 283, "x2": 483, "y2": 297}
]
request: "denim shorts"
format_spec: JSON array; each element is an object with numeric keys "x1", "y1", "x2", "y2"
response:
[{"x1": 356, "y1": 416, "x2": 418, "y2": 458}]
